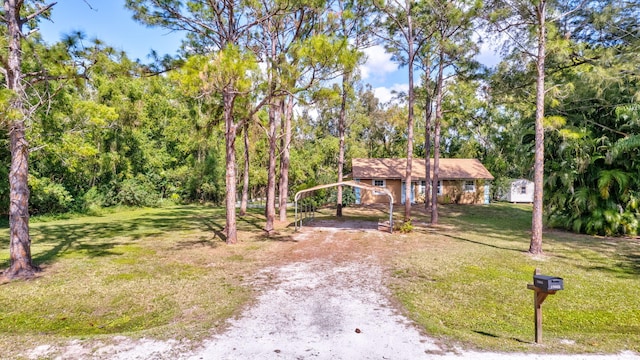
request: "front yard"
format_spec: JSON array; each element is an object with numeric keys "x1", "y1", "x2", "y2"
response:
[{"x1": 0, "y1": 203, "x2": 638, "y2": 357}]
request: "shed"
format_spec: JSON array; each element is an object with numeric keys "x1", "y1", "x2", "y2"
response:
[{"x1": 506, "y1": 179, "x2": 534, "y2": 203}]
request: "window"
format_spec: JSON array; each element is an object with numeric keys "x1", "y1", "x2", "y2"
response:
[
  {"x1": 420, "y1": 180, "x2": 426, "y2": 194},
  {"x1": 373, "y1": 179, "x2": 385, "y2": 195},
  {"x1": 520, "y1": 185, "x2": 527, "y2": 194},
  {"x1": 464, "y1": 180, "x2": 475, "y2": 192},
  {"x1": 437, "y1": 180, "x2": 442, "y2": 195}
]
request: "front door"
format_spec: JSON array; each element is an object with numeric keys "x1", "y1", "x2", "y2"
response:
[{"x1": 401, "y1": 181, "x2": 417, "y2": 204}]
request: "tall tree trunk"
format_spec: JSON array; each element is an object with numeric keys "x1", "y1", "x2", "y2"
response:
[
  {"x1": 264, "y1": 25, "x2": 278, "y2": 235},
  {"x1": 424, "y1": 110, "x2": 432, "y2": 210},
  {"x1": 224, "y1": 89, "x2": 238, "y2": 244},
  {"x1": 278, "y1": 96, "x2": 293, "y2": 222},
  {"x1": 423, "y1": 71, "x2": 433, "y2": 210},
  {"x1": 431, "y1": 51, "x2": 445, "y2": 225},
  {"x1": 240, "y1": 121, "x2": 250, "y2": 216},
  {"x1": 337, "y1": 72, "x2": 349, "y2": 217},
  {"x1": 404, "y1": 0, "x2": 415, "y2": 221},
  {"x1": 7, "y1": 121, "x2": 36, "y2": 278},
  {"x1": 530, "y1": 1, "x2": 547, "y2": 255},
  {"x1": 4, "y1": 0, "x2": 38, "y2": 279},
  {"x1": 264, "y1": 102, "x2": 279, "y2": 234}
]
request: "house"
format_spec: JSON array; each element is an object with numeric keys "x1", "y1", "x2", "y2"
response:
[
  {"x1": 505, "y1": 179, "x2": 534, "y2": 203},
  {"x1": 350, "y1": 158, "x2": 494, "y2": 205}
]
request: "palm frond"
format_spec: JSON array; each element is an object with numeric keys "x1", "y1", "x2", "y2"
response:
[
  {"x1": 597, "y1": 169, "x2": 630, "y2": 199},
  {"x1": 572, "y1": 217, "x2": 584, "y2": 234},
  {"x1": 611, "y1": 134, "x2": 640, "y2": 159},
  {"x1": 573, "y1": 186, "x2": 596, "y2": 213}
]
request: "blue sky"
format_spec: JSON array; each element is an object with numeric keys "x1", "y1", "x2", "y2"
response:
[
  {"x1": 38, "y1": 1, "x2": 499, "y2": 104},
  {"x1": 39, "y1": 1, "x2": 184, "y2": 61}
]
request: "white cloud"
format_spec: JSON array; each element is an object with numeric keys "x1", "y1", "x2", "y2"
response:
[
  {"x1": 473, "y1": 30, "x2": 503, "y2": 68},
  {"x1": 476, "y1": 42, "x2": 501, "y2": 68},
  {"x1": 360, "y1": 45, "x2": 398, "y2": 80},
  {"x1": 373, "y1": 83, "x2": 409, "y2": 105}
]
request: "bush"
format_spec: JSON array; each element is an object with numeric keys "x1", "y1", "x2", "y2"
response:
[
  {"x1": 342, "y1": 187, "x2": 356, "y2": 206},
  {"x1": 169, "y1": 193, "x2": 182, "y2": 203},
  {"x1": 395, "y1": 219, "x2": 414, "y2": 234},
  {"x1": 81, "y1": 186, "x2": 106, "y2": 214},
  {"x1": 116, "y1": 176, "x2": 160, "y2": 207},
  {"x1": 29, "y1": 177, "x2": 74, "y2": 214}
]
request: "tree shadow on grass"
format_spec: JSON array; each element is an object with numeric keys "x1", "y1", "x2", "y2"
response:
[
  {"x1": 199, "y1": 217, "x2": 227, "y2": 241},
  {"x1": 411, "y1": 204, "x2": 535, "y2": 244},
  {"x1": 0, "y1": 206, "x2": 243, "y2": 268},
  {"x1": 440, "y1": 233, "x2": 525, "y2": 253},
  {"x1": 547, "y1": 230, "x2": 640, "y2": 276},
  {"x1": 616, "y1": 253, "x2": 640, "y2": 275},
  {"x1": 195, "y1": 208, "x2": 267, "y2": 242},
  {"x1": 255, "y1": 233, "x2": 299, "y2": 242},
  {"x1": 20, "y1": 222, "x2": 142, "y2": 267},
  {"x1": 238, "y1": 213, "x2": 265, "y2": 231},
  {"x1": 173, "y1": 236, "x2": 223, "y2": 249}
]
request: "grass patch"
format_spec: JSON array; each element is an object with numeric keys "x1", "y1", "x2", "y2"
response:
[
  {"x1": 0, "y1": 205, "x2": 290, "y2": 357},
  {"x1": 388, "y1": 202, "x2": 640, "y2": 353}
]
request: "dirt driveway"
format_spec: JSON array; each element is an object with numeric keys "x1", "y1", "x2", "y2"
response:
[
  {"x1": 185, "y1": 220, "x2": 443, "y2": 359},
  {"x1": 26, "y1": 219, "x2": 640, "y2": 360}
]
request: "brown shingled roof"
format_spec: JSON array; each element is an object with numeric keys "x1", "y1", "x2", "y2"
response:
[{"x1": 351, "y1": 158, "x2": 494, "y2": 180}]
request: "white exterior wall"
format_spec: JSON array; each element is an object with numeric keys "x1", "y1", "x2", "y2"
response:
[{"x1": 507, "y1": 179, "x2": 534, "y2": 203}]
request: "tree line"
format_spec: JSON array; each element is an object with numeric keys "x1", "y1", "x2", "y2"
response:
[{"x1": 1, "y1": 0, "x2": 638, "y2": 279}]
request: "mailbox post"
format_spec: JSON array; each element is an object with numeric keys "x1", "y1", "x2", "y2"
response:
[{"x1": 527, "y1": 268, "x2": 563, "y2": 344}]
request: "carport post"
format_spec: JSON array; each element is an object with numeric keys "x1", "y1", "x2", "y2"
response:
[
  {"x1": 294, "y1": 199, "x2": 298, "y2": 231},
  {"x1": 389, "y1": 200, "x2": 393, "y2": 233}
]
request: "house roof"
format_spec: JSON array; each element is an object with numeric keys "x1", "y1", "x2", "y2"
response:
[{"x1": 351, "y1": 158, "x2": 494, "y2": 180}]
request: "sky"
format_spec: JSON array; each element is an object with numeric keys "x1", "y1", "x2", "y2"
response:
[
  {"x1": 38, "y1": 1, "x2": 500, "y2": 105},
  {"x1": 38, "y1": 1, "x2": 184, "y2": 61}
]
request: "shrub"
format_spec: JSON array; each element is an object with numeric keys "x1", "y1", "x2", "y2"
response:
[
  {"x1": 395, "y1": 219, "x2": 414, "y2": 234},
  {"x1": 169, "y1": 193, "x2": 182, "y2": 203},
  {"x1": 29, "y1": 177, "x2": 74, "y2": 214},
  {"x1": 81, "y1": 186, "x2": 106, "y2": 213},
  {"x1": 342, "y1": 187, "x2": 356, "y2": 206},
  {"x1": 116, "y1": 176, "x2": 160, "y2": 207}
]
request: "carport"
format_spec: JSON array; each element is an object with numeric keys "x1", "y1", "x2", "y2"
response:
[{"x1": 294, "y1": 181, "x2": 394, "y2": 233}]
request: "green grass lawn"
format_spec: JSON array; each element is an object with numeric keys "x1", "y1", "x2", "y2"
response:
[
  {"x1": 0, "y1": 203, "x2": 638, "y2": 356},
  {"x1": 0, "y1": 205, "x2": 287, "y2": 357},
  {"x1": 389, "y1": 202, "x2": 640, "y2": 353}
]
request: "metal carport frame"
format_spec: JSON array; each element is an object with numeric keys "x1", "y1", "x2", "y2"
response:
[{"x1": 294, "y1": 181, "x2": 394, "y2": 233}]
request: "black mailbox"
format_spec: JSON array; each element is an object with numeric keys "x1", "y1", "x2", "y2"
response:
[{"x1": 533, "y1": 275, "x2": 563, "y2": 291}]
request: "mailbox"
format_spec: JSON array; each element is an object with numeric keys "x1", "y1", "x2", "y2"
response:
[
  {"x1": 533, "y1": 275, "x2": 563, "y2": 291},
  {"x1": 528, "y1": 269, "x2": 564, "y2": 344}
]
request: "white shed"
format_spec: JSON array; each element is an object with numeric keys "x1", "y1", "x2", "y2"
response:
[{"x1": 506, "y1": 179, "x2": 534, "y2": 203}]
